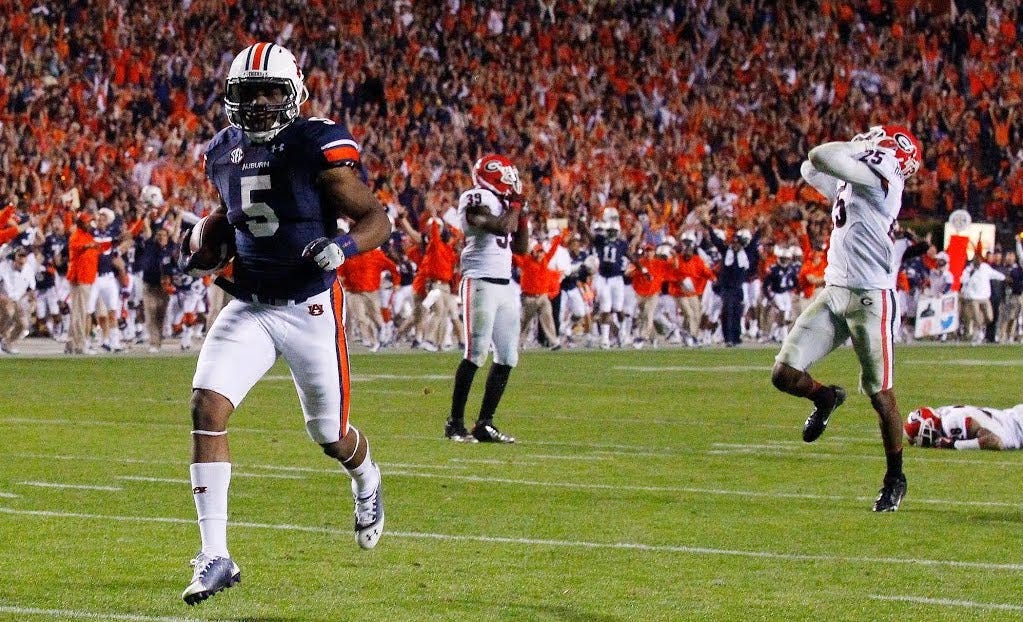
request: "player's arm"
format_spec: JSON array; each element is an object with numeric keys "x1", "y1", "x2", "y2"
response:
[
  {"x1": 465, "y1": 199, "x2": 522, "y2": 238},
  {"x1": 799, "y1": 160, "x2": 839, "y2": 203},
  {"x1": 936, "y1": 417, "x2": 1004, "y2": 450},
  {"x1": 304, "y1": 166, "x2": 392, "y2": 271},
  {"x1": 510, "y1": 207, "x2": 529, "y2": 255},
  {"x1": 807, "y1": 141, "x2": 886, "y2": 189}
]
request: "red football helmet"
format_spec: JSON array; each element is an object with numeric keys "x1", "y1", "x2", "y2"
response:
[
  {"x1": 854, "y1": 124, "x2": 922, "y2": 179},
  {"x1": 904, "y1": 407, "x2": 942, "y2": 446},
  {"x1": 471, "y1": 154, "x2": 522, "y2": 197}
]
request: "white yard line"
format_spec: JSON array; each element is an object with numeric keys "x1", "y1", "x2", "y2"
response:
[
  {"x1": 8, "y1": 452, "x2": 1023, "y2": 508},
  {"x1": 902, "y1": 359, "x2": 1023, "y2": 367},
  {"x1": 117, "y1": 472, "x2": 305, "y2": 484},
  {"x1": 381, "y1": 469, "x2": 1023, "y2": 509},
  {"x1": 870, "y1": 594, "x2": 1023, "y2": 611},
  {"x1": 0, "y1": 605, "x2": 202, "y2": 622},
  {"x1": 614, "y1": 365, "x2": 773, "y2": 372},
  {"x1": 117, "y1": 476, "x2": 189, "y2": 484},
  {"x1": 16, "y1": 481, "x2": 121, "y2": 492},
  {"x1": 450, "y1": 454, "x2": 610, "y2": 464},
  {"x1": 8, "y1": 453, "x2": 468, "y2": 472},
  {"x1": 0, "y1": 492, "x2": 18, "y2": 498},
  {"x1": 263, "y1": 373, "x2": 450, "y2": 382},
  {"x1": 2, "y1": 506, "x2": 1021, "y2": 572}
]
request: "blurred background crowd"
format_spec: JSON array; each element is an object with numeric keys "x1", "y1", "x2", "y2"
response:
[{"x1": 0, "y1": 0, "x2": 1021, "y2": 355}]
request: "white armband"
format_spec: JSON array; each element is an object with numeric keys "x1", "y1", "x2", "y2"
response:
[{"x1": 953, "y1": 438, "x2": 980, "y2": 450}]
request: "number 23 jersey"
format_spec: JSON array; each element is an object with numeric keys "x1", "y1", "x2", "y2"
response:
[
  {"x1": 458, "y1": 187, "x2": 512, "y2": 280},
  {"x1": 824, "y1": 148, "x2": 905, "y2": 291},
  {"x1": 204, "y1": 117, "x2": 362, "y2": 300}
]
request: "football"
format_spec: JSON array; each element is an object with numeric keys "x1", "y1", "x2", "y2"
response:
[{"x1": 187, "y1": 212, "x2": 235, "y2": 274}]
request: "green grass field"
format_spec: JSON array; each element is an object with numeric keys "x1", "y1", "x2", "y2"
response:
[{"x1": 2, "y1": 344, "x2": 1023, "y2": 621}]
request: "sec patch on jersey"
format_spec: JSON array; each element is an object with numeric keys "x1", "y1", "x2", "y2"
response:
[{"x1": 187, "y1": 212, "x2": 235, "y2": 275}]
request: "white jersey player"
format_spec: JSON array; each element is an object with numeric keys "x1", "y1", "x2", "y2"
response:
[
  {"x1": 771, "y1": 124, "x2": 923, "y2": 513},
  {"x1": 905, "y1": 405, "x2": 1023, "y2": 450},
  {"x1": 446, "y1": 153, "x2": 529, "y2": 444}
]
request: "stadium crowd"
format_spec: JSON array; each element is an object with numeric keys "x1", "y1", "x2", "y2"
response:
[{"x1": 0, "y1": 0, "x2": 1022, "y2": 354}]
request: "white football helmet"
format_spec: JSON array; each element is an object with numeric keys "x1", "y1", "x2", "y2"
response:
[
  {"x1": 225, "y1": 43, "x2": 309, "y2": 142},
  {"x1": 140, "y1": 185, "x2": 164, "y2": 208}
]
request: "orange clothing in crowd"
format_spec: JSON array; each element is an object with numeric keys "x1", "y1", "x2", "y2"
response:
[
  {"x1": 672, "y1": 253, "x2": 715, "y2": 297},
  {"x1": 0, "y1": 225, "x2": 19, "y2": 245},
  {"x1": 798, "y1": 251, "x2": 827, "y2": 298},
  {"x1": 338, "y1": 248, "x2": 398, "y2": 293},
  {"x1": 67, "y1": 226, "x2": 101, "y2": 285},
  {"x1": 514, "y1": 235, "x2": 562, "y2": 296},
  {"x1": 418, "y1": 219, "x2": 457, "y2": 284},
  {"x1": 631, "y1": 256, "x2": 670, "y2": 297}
]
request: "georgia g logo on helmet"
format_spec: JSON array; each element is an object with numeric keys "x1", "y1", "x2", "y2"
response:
[
  {"x1": 471, "y1": 154, "x2": 522, "y2": 197},
  {"x1": 225, "y1": 43, "x2": 310, "y2": 143}
]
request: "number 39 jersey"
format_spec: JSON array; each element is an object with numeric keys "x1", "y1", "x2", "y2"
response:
[
  {"x1": 458, "y1": 187, "x2": 512, "y2": 280},
  {"x1": 204, "y1": 117, "x2": 362, "y2": 300},
  {"x1": 824, "y1": 148, "x2": 905, "y2": 290}
]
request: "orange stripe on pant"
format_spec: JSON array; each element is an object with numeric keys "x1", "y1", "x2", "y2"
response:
[{"x1": 331, "y1": 280, "x2": 352, "y2": 437}]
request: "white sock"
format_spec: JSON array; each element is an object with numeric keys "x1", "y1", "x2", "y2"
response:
[
  {"x1": 190, "y1": 462, "x2": 231, "y2": 558},
  {"x1": 600, "y1": 324, "x2": 610, "y2": 342},
  {"x1": 345, "y1": 438, "x2": 380, "y2": 497}
]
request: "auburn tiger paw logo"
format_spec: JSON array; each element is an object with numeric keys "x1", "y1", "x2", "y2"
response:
[{"x1": 308, "y1": 303, "x2": 324, "y2": 316}]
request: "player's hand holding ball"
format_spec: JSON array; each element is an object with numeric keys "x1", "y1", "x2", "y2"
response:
[
  {"x1": 303, "y1": 237, "x2": 346, "y2": 271},
  {"x1": 934, "y1": 436, "x2": 956, "y2": 449}
]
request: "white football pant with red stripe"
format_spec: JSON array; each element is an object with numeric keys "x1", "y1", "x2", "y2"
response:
[{"x1": 775, "y1": 285, "x2": 898, "y2": 395}]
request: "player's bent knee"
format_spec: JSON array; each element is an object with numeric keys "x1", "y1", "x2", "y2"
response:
[
  {"x1": 306, "y1": 416, "x2": 342, "y2": 446},
  {"x1": 190, "y1": 388, "x2": 234, "y2": 430}
]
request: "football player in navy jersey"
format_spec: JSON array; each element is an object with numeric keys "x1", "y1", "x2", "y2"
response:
[
  {"x1": 180, "y1": 43, "x2": 392, "y2": 606},
  {"x1": 591, "y1": 220, "x2": 632, "y2": 348}
]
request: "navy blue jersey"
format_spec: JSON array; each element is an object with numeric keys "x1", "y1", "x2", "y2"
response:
[
  {"x1": 39, "y1": 232, "x2": 68, "y2": 287},
  {"x1": 93, "y1": 222, "x2": 121, "y2": 275},
  {"x1": 764, "y1": 263, "x2": 799, "y2": 295},
  {"x1": 561, "y1": 250, "x2": 589, "y2": 291},
  {"x1": 594, "y1": 235, "x2": 629, "y2": 278},
  {"x1": 204, "y1": 117, "x2": 363, "y2": 300},
  {"x1": 397, "y1": 256, "x2": 417, "y2": 287}
]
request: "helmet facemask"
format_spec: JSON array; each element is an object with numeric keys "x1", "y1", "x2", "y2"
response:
[{"x1": 226, "y1": 78, "x2": 304, "y2": 143}]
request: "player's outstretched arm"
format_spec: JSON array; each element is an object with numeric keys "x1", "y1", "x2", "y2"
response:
[{"x1": 808, "y1": 141, "x2": 883, "y2": 189}]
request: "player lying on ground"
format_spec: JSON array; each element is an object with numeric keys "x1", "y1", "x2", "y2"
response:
[{"x1": 905, "y1": 404, "x2": 1023, "y2": 450}]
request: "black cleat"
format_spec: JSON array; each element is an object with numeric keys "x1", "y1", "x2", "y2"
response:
[
  {"x1": 471, "y1": 422, "x2": 515, "y2": 443},
  {"x1": 873, "y1": 474, "x2": 907, "y2": 512},
  {"x1": 802, "y1": 385, "x2": 846, "y2": 442},
  {"x1": 444, "y1": 420, "x2": 478, "y2": 443}
]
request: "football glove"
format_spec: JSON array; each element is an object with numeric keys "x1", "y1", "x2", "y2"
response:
[
  {"x1": 302, "y1": 237, "x2": 346, "y2": 271},
  {"x1": 934, "y1": 436, "x2": 956, "y2": 449}
]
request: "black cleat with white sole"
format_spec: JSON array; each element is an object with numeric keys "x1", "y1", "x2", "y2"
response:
[
  {"x1": 471, "y1": 422, "x2": 515, "y2": 443},
  {"x1": 802, "y1": 385, "x2": 847, "y2": 442},
  {"x1": 873, "y1": 474, "x2": 907, "y2": 512}
]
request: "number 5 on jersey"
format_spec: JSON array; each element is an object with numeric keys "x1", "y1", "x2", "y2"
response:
[{"x1": 240, "y1": 175, "x2": 280, "y2": 237}]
